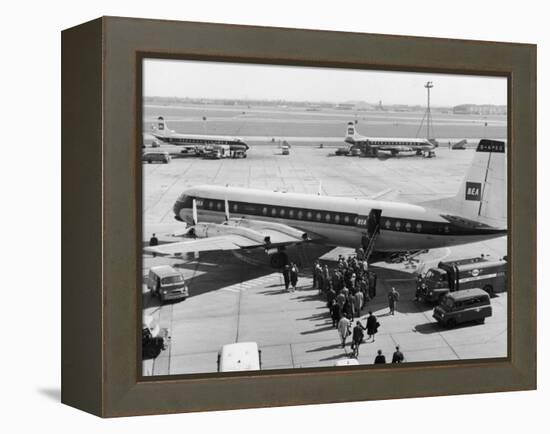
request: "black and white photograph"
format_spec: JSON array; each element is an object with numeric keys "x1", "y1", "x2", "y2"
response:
[{"x1": 141, "y1": 59, "x2": 507, "y2": 376}]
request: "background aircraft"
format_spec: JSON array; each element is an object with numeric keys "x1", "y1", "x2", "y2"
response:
[
  {"x1": 150, "y1": 116, "x2": 250, "y2": 153},
  {"x1": 344, "y1": 121, "x2": 437, "y2": 157}
]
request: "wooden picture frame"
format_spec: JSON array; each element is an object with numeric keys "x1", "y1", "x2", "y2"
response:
[{"x1": 61, "y1": 16, "x2": 536, "y2": 417}]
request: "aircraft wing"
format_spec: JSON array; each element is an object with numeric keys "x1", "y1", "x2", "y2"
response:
[
  {"x1": 145, "y1": 235, "x2": 264, "y2": 256},
  {"x1": 144, "y1": 221, "x2": 310, "y2": 256},
  {"x1": 261, "y1": 229, "x2": 305, "y2": 246}
]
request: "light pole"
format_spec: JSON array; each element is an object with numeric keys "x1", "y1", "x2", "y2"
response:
[{"x1": 424, "y1": 81, "x2": 433, "y2": 140}]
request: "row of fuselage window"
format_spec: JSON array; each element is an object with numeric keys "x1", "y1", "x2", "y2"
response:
[
  {"x1": 192, "y1": 198, "x2": 452, "y2": 234},
  {"x1": 367, "y1": 141, "x2": 423, "y2": 147},
  {"x1": 171, "y1": 138, "x2": 240, "y2": 145}
]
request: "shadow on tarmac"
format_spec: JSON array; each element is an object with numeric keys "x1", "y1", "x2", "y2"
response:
[
  {"x1": 306, "y1": 342, "x2": 344, "y2": 353},
  {"x1": 414, "y1": 320, "x2": 485, "y2": 334},
  {"x1": 300, "y1": 324, "x2": 336, "y2": 335},
  {"x1": 296, "y1": 311, "x2": 330, "y2": 321},
  {"x1": 257, "y1": 288, "x2": 287, "y2": 296}
]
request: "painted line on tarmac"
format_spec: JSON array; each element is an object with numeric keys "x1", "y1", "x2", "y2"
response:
[{"x1": 220, "y1": 272, "x2": 282, "y2": 293}]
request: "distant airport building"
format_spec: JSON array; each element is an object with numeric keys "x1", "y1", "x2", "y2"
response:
[
  {"x1": 336, "y1": 103, "x2": 355, "y2": 110},
  {"x1": 453, "y1": 104, "x2": 507, "y2": 115}
]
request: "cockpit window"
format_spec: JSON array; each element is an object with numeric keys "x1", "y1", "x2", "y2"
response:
[{"x1": 176, "y1": 194, "x2": 193, "y2": 207}]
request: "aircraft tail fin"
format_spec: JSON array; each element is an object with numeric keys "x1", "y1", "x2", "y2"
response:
[
  {"x1": 449, "y1": 139, "x2": 507, "y2": 228},
  {"x1": 345, "y1": 121, "x2": 358, "y2": 142},
  {"x1": 151, "y1": 116, "x2": 169, "y2": 138}
]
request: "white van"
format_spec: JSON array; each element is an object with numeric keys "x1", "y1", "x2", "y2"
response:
[
  {"x1": 217, "y1": 342, "x2": 262, "y2": 372},
  {"x1": 147, "y1": 265, "x2": 189, "y2": 302}
]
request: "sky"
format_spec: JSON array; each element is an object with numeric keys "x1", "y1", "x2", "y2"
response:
[{"x1": 143, "y1": 58, "x2": 507, "y2": 107}]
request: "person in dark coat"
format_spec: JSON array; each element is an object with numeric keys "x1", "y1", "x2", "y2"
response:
[
  {"x1": 366, "y1": 311, "x2": 379, "y2": 342},
  {"x1": 351, "y1": 320, "x2": 365, "y2": 357},
  {"x1": 392, "y1": 345, "x2": 404, "y2": 363},
  {"x1": 149, "y1": 233, "x2": 159, "y2": 257},
  {"x1": 330, "y1": 300, "x2": 342, "y2": 328},
  {"x1": 343, "y1": 296, "x2": 354, "y2": 320},
  {"x1": 361, "y1": 233, "x2": 369, "y2": 252},
  {"x1": 387, "y1": 287, "x2": 400, "y2": 315},
  {"x1": 368, "y1": 271, "x2": 377, "y2": 298},
  {"x1": 289, "y1": 263, "x2": 299, "y2": 292},
  {"x1": 326, "y1": 286, "x2": 337, "y2": 309},
  {"x1": 282, "y1": 264, "x2": 291, "y2": 291},
  {"x1": 374, "y1": 349, "x2": 386, "y2": 364}
]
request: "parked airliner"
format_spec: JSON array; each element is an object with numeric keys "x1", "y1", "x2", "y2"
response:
[
  {"x1": 146, "y1": 140, "x2": 506, "y2": 266},
  {"x1": 150, "y1": 116, "x2": 249, "y2": 153},
  {"x1": 345, "y1": 121, "x2": 436, "y2": 156}
]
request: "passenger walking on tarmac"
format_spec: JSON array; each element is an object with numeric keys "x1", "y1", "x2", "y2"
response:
[
  {"x1": 361, "y1": 233, "x2": 369, "y2": 252},
  {"x1": 312, "y1": 261, "x2": 319, "y2": 290},
  {"x1": 336, "y1": 290, "x2": 346, "y2": 309},
  {"x1": 351, "y1": 320, "x2": 366, "y2": 358},
  {"x1": 322, "y1": 265, "x2": 330, "y2": 292},
  {"x1": 149, "y1": 233, "x2": 159, "y2": 257},
  {"x1": 282, "y1": 264, "x2": 291, "y2": 292},
  {"x1": 331, "y1": 300, "x2": 342, "y2": 328},
  {"x1": 368, "y1": 271, "x2": 377, "y2": 298},
  {"x1": 337, "y1": 314, "x2": 352, "y2": 349},
  {"x1": 387, "y1": 287, "x2": 400, "y2": 315},
  {"x1": 360, "y1": 278, "x2": 369, "y2": 308},
  {"x1": 374, "y1": 349, "x2": 386, "y2": 364},
  {"x1": 392, "y1": 345, "x2": 405, "y2": 364},
  {"x1": 290, "y1": 263, "x2": 299, "y2": 292},
  {"x1": 366, "y1": 311, "x2": 379, "y2": 342},
  {"x1": 343, "y1": 296, "x2": 354, "y2": 320},
  {"x1": 326, "y1": 285, "x2": 337, "y2": 309},
  {"x1": 353, "y1": 289, "x2": 364, "y2": 317}
]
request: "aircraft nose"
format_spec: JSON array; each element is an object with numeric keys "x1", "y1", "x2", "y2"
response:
[{"x1": 173, "y1": 201, "x2": 184, "y2": 221}]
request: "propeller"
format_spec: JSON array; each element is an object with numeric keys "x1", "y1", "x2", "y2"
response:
[
  {"x1": 224, "y1": 198, "x2": 230, "y2": 221},
  {"x1": 192, "y1": 199, "x2": 198, "y2": 226}
]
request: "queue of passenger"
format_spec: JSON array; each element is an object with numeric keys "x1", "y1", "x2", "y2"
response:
[{"x1": 312, "y1": 254, "x2": 378, "y2": 325}]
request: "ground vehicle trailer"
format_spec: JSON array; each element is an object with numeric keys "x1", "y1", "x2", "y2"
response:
[
  {"x1": 417, "y1": 257, "x2": 506, "y2": 303},
  {"x1": 335, "y1": 145, "x2": 351, "y2": 156},
  {"x1": 231, "y1": 149, "x2": 247, "y2": 158},
  {"x1": 217, "y1": 342, "x2": 262, "y2": 372},
  {"x1": 142, "y1": 151, "x2": 171, "y2": 163},
  {"x1": 433, "y1": 288, "x2": 492, "y2": 327},
  {"x1": 350, "y1": 146, "x2": 361, "y2": 156},
  {"x1": 147, "y1": 265, "x2": 189, "y2": 302},
  {"x1": 204, "y1": 144, "x2": 230, "y2": 159}
]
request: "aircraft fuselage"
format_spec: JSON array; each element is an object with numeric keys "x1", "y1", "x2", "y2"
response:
[{"x1": 173, "y1": 185, "x2": 505, "y2": 253}]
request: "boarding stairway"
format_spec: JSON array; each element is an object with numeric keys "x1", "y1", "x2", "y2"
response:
[{"x1": 364, "y1": 225, "x2": 380, "y2": 263}]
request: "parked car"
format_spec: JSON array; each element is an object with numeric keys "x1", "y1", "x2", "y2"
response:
[
  {"x1": 433, "y1": 288, "x2": 492, "y2": 328},
  {"x1": 147, "y1": 265, "x2": 189, "y2": 302},
  {"x1": 142, "y1": 151, "x2": 171, "y2": 164}
]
